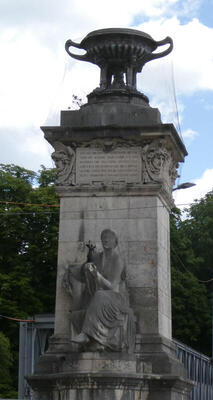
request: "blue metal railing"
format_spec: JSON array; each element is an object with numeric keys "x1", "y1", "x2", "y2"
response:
[{"x1": 174, "y1": 339, "x2": 213, "y2": 400}]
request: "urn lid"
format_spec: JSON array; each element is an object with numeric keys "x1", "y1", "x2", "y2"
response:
[{"x1": 80, "y1": 27, "x2": 154, "y2": 45}]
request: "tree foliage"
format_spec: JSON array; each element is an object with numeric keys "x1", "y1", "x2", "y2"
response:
[
  {"x1": 0, "y1": 331, "x2": 17, "y2": 398},
  {"x1": 182, "y1": 191, "x2": 213, "y2": 281},
  {"x1": 170, "y1": 200, "x2": 212, "y2": 355},
  {"x1": 0, "y1": 164, "x2": 59, "y2": 396}
]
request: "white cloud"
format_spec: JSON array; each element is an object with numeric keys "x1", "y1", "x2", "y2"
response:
[
  {"x1": 0, "y1": 127, "x2": 53, "y2": 172},
  {"x1": 0, "y1": 0, "x2": 212, "y2": 175},
  {"x1": 168, "y1": 0, "x2": 203, "y2": 18},
  {"x1": 1, "y1": 4, "x2": 213, "y2": 130},
  {"x1": 137, "y1": 17, "x2": 213, "y2": 96},
  {"x1": 182, "y1": 129, "x2": 198, "y2": 139},
  {"x1": 0, "y1": 30, "x2": 66, "y2": 128},
  {"x1": 173, "y1": 169, "x2": 213, "y2": 209},
  {"x1": 181, "y1": 128, "x2": 198, "y2": 146},
  {"x1": 0, "y1": 0, "x2": 179, "y2": 41}
]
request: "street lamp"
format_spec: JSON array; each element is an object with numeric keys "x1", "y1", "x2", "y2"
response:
[{"x1": 172, "y1": 182, "x2": 196, "y2": 191}]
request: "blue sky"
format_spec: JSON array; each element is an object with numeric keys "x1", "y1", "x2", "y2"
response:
[
  {"x1": 179, "y1": 92, "x2": 213, "y2": 179},
  {"x1": 0, "y1": 0, "x2": 212, "y2": 208}
]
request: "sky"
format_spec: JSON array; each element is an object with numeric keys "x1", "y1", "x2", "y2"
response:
[{"x1": 0, "y1": 0, "x2": 213, "y2": 209}]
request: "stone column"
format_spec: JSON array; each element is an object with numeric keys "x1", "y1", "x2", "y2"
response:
[{"x1": 45, "y1": 118, "x2": 183, "y2": 341}]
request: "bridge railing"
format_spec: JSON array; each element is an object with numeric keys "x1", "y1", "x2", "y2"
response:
[{"x1": 174, "y1": 339, "x2": 213, "y2": 400}]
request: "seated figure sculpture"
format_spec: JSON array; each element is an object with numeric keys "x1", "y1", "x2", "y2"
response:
[{"x1": 63, "y1": 229, "x2": 135, "y2": 352}]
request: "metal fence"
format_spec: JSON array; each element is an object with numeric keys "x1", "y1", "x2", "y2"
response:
[
  {"x1": 174, "y1": 339, "x2": 213, "y2": 400},
  {"x1": 18, "y1": 315, "x2": 54, "y2": 400},
  {"x1": 18, "y1": 315, "x2": 213, "y2": 400}
]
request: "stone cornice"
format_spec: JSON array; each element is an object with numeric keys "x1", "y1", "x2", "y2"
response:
[{"x1": 42, "y1": 123, "x2": 187, "y2": 162}]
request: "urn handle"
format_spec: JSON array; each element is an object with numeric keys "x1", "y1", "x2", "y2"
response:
[
  {"x1": 149, "y1": 36, "x2": 173, "y2": 60},
  {"x1": 65, "y1": 39, "x2": 89, "y2": 61}
]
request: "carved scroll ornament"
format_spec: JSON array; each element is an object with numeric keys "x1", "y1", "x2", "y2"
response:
[{"x1": 51, "y1": 141, "x2": 76, "y2": 186}]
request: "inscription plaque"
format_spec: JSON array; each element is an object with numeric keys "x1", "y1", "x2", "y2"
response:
[{"x1": 76, "y1": 147, "x2": 142, "y2": 184}]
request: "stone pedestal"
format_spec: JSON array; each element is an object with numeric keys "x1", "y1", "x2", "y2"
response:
[
  {"x1": 54, "y1": 194, "x2": 171, "y2": 340},
  {"x1": 43, "y1": 107, "x2": 185, "y2": 338},
  {"x1": 28, "y1": 349, "x2": 193, "y2": 400},
  {"x1": 27, "y1": 98, "x2": 194, "y2": 399}
]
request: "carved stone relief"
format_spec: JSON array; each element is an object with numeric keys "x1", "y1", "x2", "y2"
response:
[
  {"x1": 76, "y1": 146, "x2": 142, "y2": 185},
  {"x1": 51, "y1": 138, "x2": 179, "y2": 192},
  {"x1": 51, "y1": 141, "x2": 76, "y2": 186},
  {"x1": 63, "y1": 229, "x2": 136, "y2": 353},
  {"x1": 141, "y1": 139, "x2": 179, "y2": 190}
]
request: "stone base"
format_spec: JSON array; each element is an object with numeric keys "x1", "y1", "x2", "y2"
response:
[
  {"x1": 136, "y1": 334, "x2": 187, "y2": 376},
  {"x1": 60, "y1": 101, "x2": 161, "y2": 128},
  {"x1": 27, "y1": 345, "x2": 193, "y2": 400},
  {"x1": 28, "y1": 371, "x2": 193, "y2": 400},
  {"x1": 87, "y1": 86, "x2": 150, "y2": 106}
]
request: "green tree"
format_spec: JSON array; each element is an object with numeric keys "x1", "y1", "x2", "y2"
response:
[
  {"x1": 171, "y1": 267, "x2": 211, "y2": 353},
  {"x1": 181, "y1": 190, "x2": 213, "y2": 282},
  {"x1": 0, "y1": 332, "x2": 17, "y2": 398},
  {"x1": 170, "y1": 206, "x2": 212, "y2": 355},
  {"x1": 0, "y1": 164, "x2": 59, "y2": 396}
]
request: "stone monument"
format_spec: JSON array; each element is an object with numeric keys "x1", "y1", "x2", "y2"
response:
[{"x1": 28, "y1": 28, "x2": 193, "y2": 399}]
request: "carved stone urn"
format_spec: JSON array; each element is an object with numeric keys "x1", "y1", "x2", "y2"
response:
[{"x1": 65, "y1": 28, "x2": 173, "y2": 103}]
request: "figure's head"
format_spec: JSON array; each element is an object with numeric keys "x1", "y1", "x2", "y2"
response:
[{"x1": 101, "y1": 229, "x2": 118, "y2": 249}]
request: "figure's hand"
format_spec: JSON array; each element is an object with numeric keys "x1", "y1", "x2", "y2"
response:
[
  {"x1": 89, "y1": 264, "x2": 98, "y2": 279},
  {"x1": 83, "y1": 263, "x2": 98, "y2": 295},
  {"x1": 84, "y1": 263, "x2": 97, "y2": 277}
]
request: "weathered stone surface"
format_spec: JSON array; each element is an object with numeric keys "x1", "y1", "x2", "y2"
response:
[
  {"x1": 49, "y1": 134, "x2": 182, "y2": 209},
  {"x1": 129, "y1": 288, "x2": 158, "y2": 308},
  {"x1": 128, "y1": 241, "x2": 157, "y2": 264},
  {"x1": 57, "y1": 241, "x2": 88, "y2": 265},
  {"x1": 62, "y1": 352, "x2": 137, "y2": 373},
  {"x1": 60, "y1": 102, "x2": 162, "y2": 127},
  {"x1": 76, "y1": 146, "x2": 142, "y2": 184},
  {"x1": 27, "y1": 355, "x2": 192, "y2": 400},
  {"x1": 127, "y1": 263, "x2": 157, "y2": 288},
  {"x1": 55, "y1": 194, "x2": 173, "y2": 341},
  {"x1": 158, "y1": 289, "x2": 172, "y2": 317},
  {"x1": 59, "y1": 217, "x2": 157, "y2": 243}
]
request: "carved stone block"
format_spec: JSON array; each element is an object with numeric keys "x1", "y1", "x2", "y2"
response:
[
  {"x1": 50, "y1": 137, "x2": 180, "y2": 204},
  {"x1": 76, "y1": 147, "x2": 142, "y2": 185}
]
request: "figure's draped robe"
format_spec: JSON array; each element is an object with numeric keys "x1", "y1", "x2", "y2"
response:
[{"x1": 67, "y1": 251, "x2": 135, "y2": 352}]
